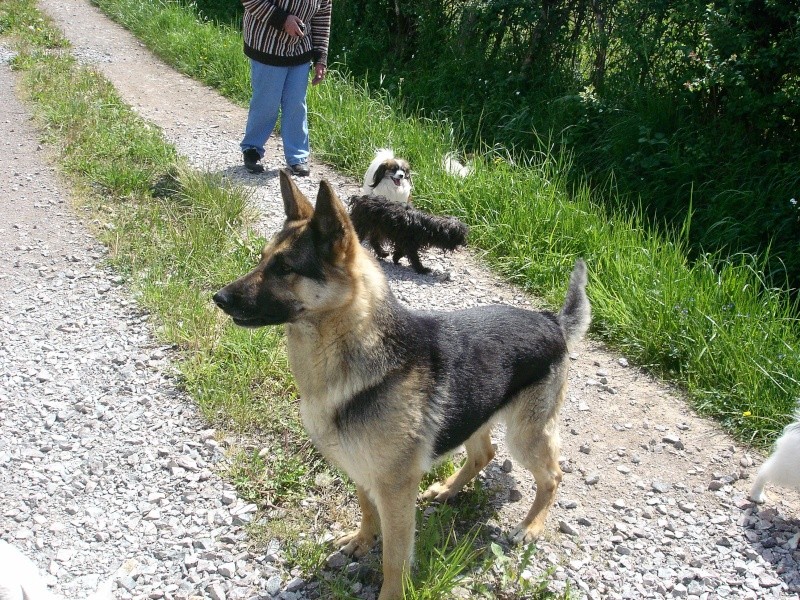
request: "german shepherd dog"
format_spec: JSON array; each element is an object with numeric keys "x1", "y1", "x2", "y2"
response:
[
  {"x1": 213, "y1": 170, "x2": 591, "y2": 600},
  {"x1": 348, "y1": 194, "x2": 469, "y2": 274}
]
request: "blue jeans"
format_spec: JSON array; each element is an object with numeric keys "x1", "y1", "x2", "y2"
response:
[{"x1": 240, "y1": 60, "x2": 311, "y2": 166}]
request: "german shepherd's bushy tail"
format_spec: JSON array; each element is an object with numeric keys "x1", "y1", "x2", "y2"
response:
[{"x1": 558, "y1": 259, "x2": 591, "y2": 352}]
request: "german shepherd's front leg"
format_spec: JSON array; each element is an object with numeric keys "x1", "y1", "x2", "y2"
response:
[
  {"x1": 336, "y1": 486, "x2": 380, "y2": 557},
  {"x1": 373, "y1": 479, "x2": 419, "y2": 600}
]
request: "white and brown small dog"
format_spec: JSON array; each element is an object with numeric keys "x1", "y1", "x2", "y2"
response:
[
  {"x1": 361, "y1": 149, "x2": 412, "y2": 205},
  {"x1": 749, "y1": 402, "x2": 800, "y2": 503}
]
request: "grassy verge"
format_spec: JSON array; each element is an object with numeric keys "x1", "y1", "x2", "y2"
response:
[
  {"x1": 88, "y1": 0, "x2": 800, "y2": 445},
  {"x1": 0, "y1": 1, "x2": 564, "y2": 598}
]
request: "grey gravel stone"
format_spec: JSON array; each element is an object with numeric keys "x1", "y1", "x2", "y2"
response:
[
  {"x1": 325, "y1": 551, "x2": 349, "y2": 569},
  {"x1": 559, "y1": 521, "x2": 578, "y2": 536},
  {"x1": 207, "y1": 583, "x2": 227, "y2": 600},
  {"x1": 285, "y1": 577, "x2": 305, "y2": 592},
  {"x1": 652, "y1": 481, "x2": 671, "y2": 493},
  {"x1": 264, "y1": 574, "x2": 282, "y2": 595}
]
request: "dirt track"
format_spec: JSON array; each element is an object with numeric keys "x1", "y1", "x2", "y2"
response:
[{"x1": 0, "y1": 1, "x2": 798, "y2": 598}]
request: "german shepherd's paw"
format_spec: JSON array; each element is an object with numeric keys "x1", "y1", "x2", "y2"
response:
[
  {"x1": 508, "y1": 521, "x2": 544, "y2": 545},
  {"x1": 335, "y1": 530, "x2": 378, "y2": 558},
  {"x1": 420, "y1": 481, "x2": 460, "y2": 502}
]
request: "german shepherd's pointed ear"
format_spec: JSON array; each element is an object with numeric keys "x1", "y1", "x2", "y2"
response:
[
  {"x1": 311, "y1": 179, "x2": 357, "y2": 262},
  {"x1": 279, "y1": 168, "x2": 314, "y2": 222}
]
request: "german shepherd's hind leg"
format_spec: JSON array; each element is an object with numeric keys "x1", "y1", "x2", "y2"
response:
[
  {"x1": 374, "y1": 480, "x2": 419, "y2": 600},
  {"x1": 421, "y1": 424, "x2": 495, "y2": 502},
  {"x1": 506, "y1": 386, "x2": 566, "y2": 543},
  {"x1": 336, "y1": 486, "x2": 380, "y2": 558}
]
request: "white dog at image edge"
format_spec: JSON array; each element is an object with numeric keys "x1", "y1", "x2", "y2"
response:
[
  {"x1": 749, "y1": 402, "x2": 800, "y2": 504},
  {"x1": 0, "y1": 540, "x2": 114, "y2": 600}
]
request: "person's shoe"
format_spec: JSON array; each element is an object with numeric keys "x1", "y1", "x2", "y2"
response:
[
  {"x1": 289, "y1": 162, "x2": 310, "y2": 177},
  {"x1": 243, "y1": 149, "x2": 265, "y2": 174}
]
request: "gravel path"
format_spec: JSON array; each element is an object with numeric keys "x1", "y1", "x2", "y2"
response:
[{"x1": 1, "y1": 2, "x2": 798, "y2": 599}]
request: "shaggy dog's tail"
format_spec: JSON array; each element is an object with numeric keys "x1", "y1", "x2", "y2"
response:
[{"x1": 558, "y1": 259, "x2": 591, "y2": 352}]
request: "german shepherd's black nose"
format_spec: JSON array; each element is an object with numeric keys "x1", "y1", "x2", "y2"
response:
[{"x1": 212, "y1": 290, "x2": 231, "y2": 311}]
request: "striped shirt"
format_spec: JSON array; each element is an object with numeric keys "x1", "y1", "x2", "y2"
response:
[{"x1": 241, "y1": 0, "x2": 332, "y2": 67}]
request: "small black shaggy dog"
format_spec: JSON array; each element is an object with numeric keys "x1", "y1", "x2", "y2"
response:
[{"x1": 348, "y1": 194, "x2": 469, "y2": 274}]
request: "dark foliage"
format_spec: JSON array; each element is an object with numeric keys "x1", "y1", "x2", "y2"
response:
[
  {"x1": 187, "y1": 0, "x2": 242, "y2": 25},
  {"x1": 331, "y1": 0, "x2": 800, "y2": 291}
]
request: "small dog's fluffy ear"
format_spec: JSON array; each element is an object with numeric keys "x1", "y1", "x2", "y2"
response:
[{"x1": 371, "y1": 162, "x2": 389, "y2": 189}]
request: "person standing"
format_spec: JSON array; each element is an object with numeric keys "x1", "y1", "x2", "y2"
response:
[{"x1": 240, "y1": 0, "x2": 331, "y2": 176}]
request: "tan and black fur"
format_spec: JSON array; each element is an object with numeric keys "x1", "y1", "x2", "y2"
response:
[{"x1": 213, "y1": 170, "x2": 591, "y2": 600}]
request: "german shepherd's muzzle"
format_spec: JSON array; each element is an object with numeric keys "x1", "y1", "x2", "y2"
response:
[{"x1": 214, "y1": 169, "x2": 591, "y2": 600}]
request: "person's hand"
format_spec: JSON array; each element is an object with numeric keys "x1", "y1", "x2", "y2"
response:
[
  {"x1": 283, "y1": 15, "x2": 305, "y2": 38},
  {"x1": 312, "y1": 63, "x2": 327, "y2": 85}
]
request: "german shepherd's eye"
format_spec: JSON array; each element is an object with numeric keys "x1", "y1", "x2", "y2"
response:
[{"x1": 268, "y1": 256, "x2": 293, "y2": 277}]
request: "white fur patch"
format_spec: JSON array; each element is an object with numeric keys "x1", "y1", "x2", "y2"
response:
[
  {"x1": 442, "y1": 152, "x2": 473, "y2": 178},
  {"x1": 749, "y1": 408, "x2": 800, "y2": 503}
]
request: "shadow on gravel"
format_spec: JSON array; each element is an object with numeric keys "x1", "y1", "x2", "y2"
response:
[
  {"x1": 215, "y1": 164, "x2": 280, "y2": 187},
  {"x1": 379, "y1": 260, "x2": 452, "y2": 287},
  {"x1": 740, "y1": 504, "x2": 800, "y2": 593}
]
